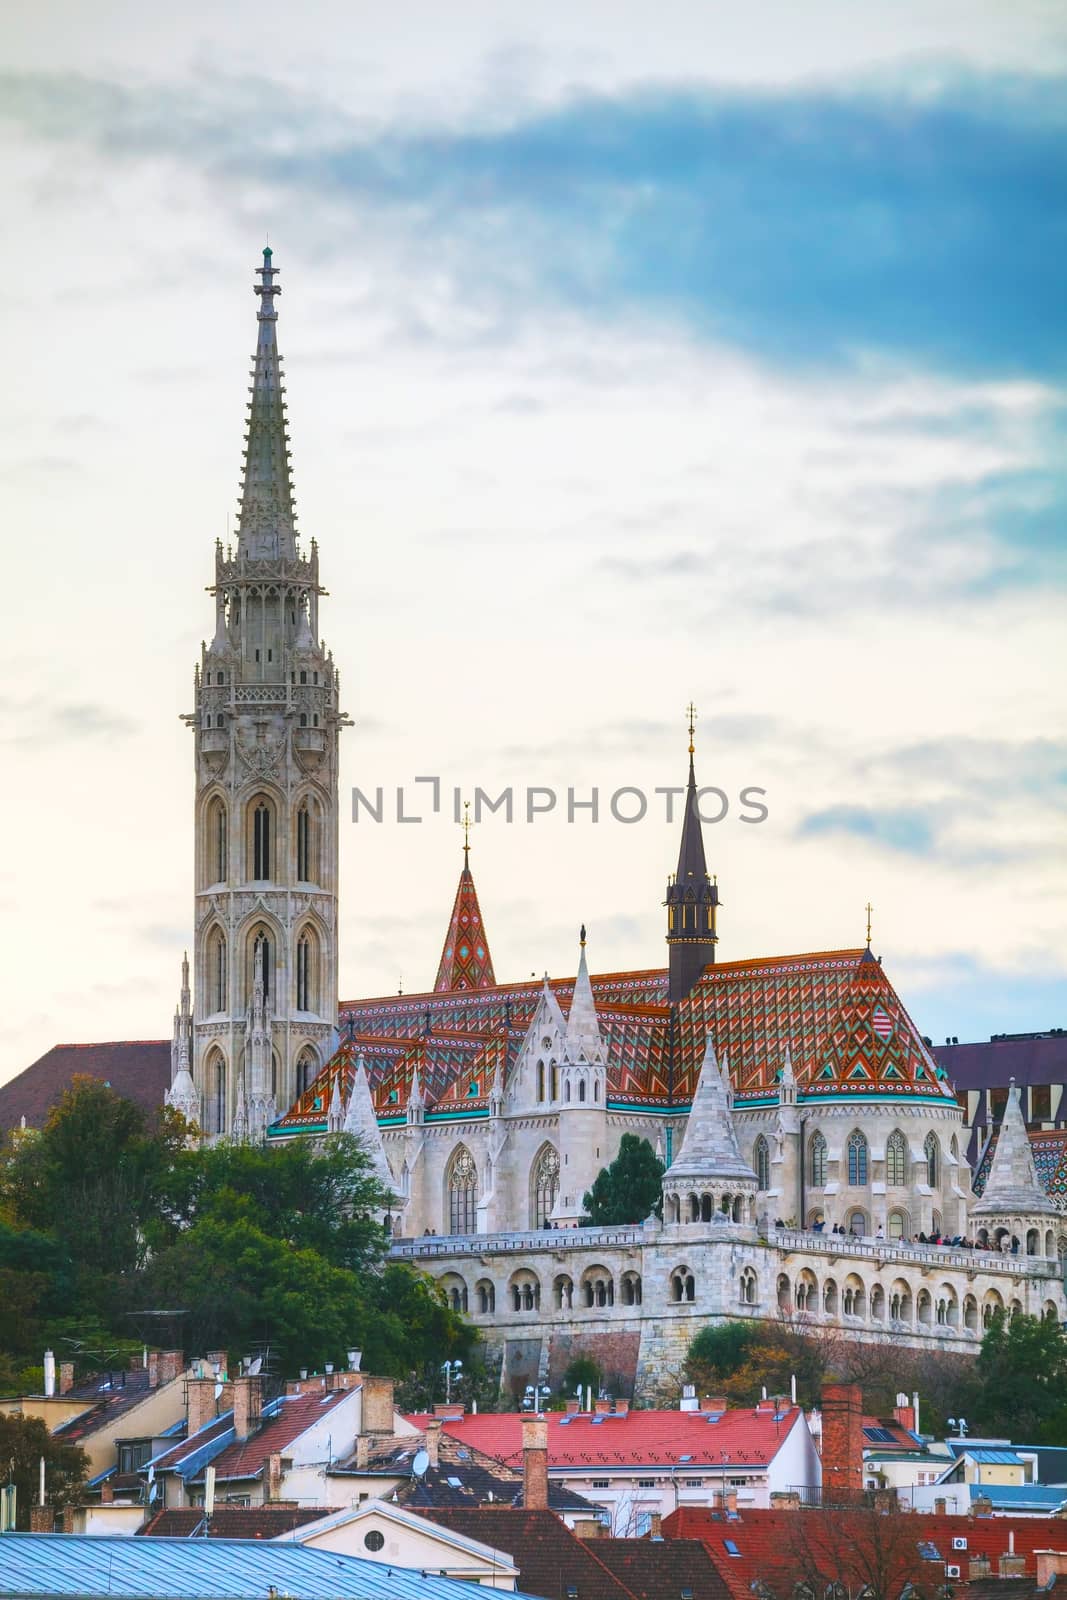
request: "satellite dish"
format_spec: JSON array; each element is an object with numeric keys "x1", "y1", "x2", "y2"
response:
[
  {"x1": 412, "y1": 1450, "x2": 430, "y2": 1479},
  {"x1": 214, "y1": 1382, "x2": 224, "y2": 1400}
]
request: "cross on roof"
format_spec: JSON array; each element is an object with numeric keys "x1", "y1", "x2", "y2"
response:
[{"x1": 686, "y1": 702, "x2": 698, "y2": 756}]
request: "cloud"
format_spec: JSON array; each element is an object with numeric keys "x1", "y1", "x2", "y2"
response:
[
  {"x1": 2, "y1": 65, "x2": 1066, "y2": 376},
  {"x1": 0, "y1": 695, "x2": 139, "y2": 748},
  {"x1": 797, "y1": 803, "x2": 937, "y2": 855}
]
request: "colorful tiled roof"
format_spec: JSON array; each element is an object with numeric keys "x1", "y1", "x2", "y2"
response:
[
  {"x1": 275, "y1": 944, "x2": 954, "y2": 1137},
  {"x1": 973, "y1": 1129, "x2": 1067, "y2": 1211},
  {"x1": 435, "y1": 851, "x2": 496, "y2": 992},
  {"x1": 405, "y1": 1406, "x2": 803, "y2": 1472}
]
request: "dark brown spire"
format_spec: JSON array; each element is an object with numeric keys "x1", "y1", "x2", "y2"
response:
[{"x1": 665, "y1": 711, "x2": 719, "y2": 1004}]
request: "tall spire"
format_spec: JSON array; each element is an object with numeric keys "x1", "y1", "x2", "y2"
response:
[
  {"x1": 972, "y1": 1079, "x2": 1058, "y2": 1219},
  {"x1": 665, "y1": 705, "x2": 720, "y2": 1003},
  {"x1": 237, "y1": 247, "x2": 297, "y2": 561},
  {"x1": 434, "y1": 830, "x2": 496, "y2": 992},
  {"x1": 565, "y1": 925, "x2": 604, "y2": 1063}
]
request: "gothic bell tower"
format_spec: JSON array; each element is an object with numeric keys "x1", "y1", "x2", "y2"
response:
[
  {"x1": 665, "y1": 707, "x2": 720, "y2": 1003},
  {"x1": 181, "y1": 247, "x2": 348, "y2": 1139}
]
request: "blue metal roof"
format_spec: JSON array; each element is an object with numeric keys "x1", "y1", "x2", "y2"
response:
[
  {"x1": 0, "y1": 1533, "x2": 541, "y2": 1600},
  {"x1": 968, "y1": 1482, "x2": 1067, "y2": 1511},
  {"x1": 964, "y1": 1448, "x2": 1024, "y2": 1465}
]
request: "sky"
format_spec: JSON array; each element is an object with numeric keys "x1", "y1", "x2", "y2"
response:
[{"x1": 1, "y1": 1, "x2": 1065, "y2": 1085}]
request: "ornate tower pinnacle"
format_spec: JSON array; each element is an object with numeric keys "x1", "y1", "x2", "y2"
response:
[
  {"x1": 184, "y1": 248, "x2": 348, "y2": 1140},
  {"x1": 665, "y1": 707, "x2": 720, "y2": 1003},
  {"x1": 434, "y1": 826, "x2": 496, "y2": 992}
]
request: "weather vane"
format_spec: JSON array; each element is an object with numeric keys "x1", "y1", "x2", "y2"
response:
[
  {"x1": 686, "y1": 701, "x2": 698, "y2": 756},
  {"x1": 462, "y1": 799, "x2": 472, "y2": 861},
  {"x1": 865, "y1": 901, "x2": 873, "y2": 949}
]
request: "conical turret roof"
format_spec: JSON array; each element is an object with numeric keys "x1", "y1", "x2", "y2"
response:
[
  {"x1": 666, "y1": 1038, "x2": 756, "y2": 1184},
  {"x1": 344, "y1": 1055, "x2": 397, "y2": 1195},
  {"x1": 972, "y1": 1079, "x2": 1058, "y2": 1217},
  {"x1": 237, "y1": 247, "x2": 298, "y2": 561},
  {"x1": 434, "y1": 844, "x2": 496, "y2": 992},
  {"x1": 565, "y1": 927, "x2": 604, "y2": 1061}
]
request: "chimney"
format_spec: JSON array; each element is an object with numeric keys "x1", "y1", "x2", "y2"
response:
[
  {"x1": 572, "y1": 1517, "x2": 604, "y2": 1540},
  {"x1": 60, "y1": 1507, "x2": 75, "y2": 1534},
  {"x1": 649, "y1": 1512, "x2": 663, "y2": 1539},
  {"x1": 360, "y1": 1375, "x2": 395, "y2": 1435},
  {"x1": 934, "y1": 1497, "x2": 947, "y2": 1515},
  {"x1": 29, "y1": 1505, "x2": 54, "y2": 1533},
  {"x1": 232, "y1": 1375, "x2": 262, "y2": 1442},
  {"x1": 998, "y1": 1551, "x2": 1026, "y2": 1577},
  {"x1": 893, "y1": 1402, "x2": 916, "y2": 1434},
  {"x1": 702, "y1": 1396, "x2": 728, "y2": 1413},
  {"x1": 43, "y1": 1350, "x2": 56, "y2": 1398},
  {"x1": 186, "y1": 1375, "x2": 219, "y2": 1439},
  {"x1": 566, "y1": 1399, "x2": 581, "y2": 1415},
  {"x1": 156, "y1": 1350, "x2": 184, "y2": 1386},
  {"x1": 873, "y1": 1488, "x2": 899, "y2": 1513},
  {"x1": 100, "y1": 1480, "x2": 114, "y2": 1505},
  {"x1": 770, "y1": 1491, "x2": 801, "y2": 1511},
  {"x1": 594, "y1": 1398, "x2": 612, "y2": 1415},
  {"x1": 147, "y1": 1351, "x2": 160, "y2": 1389},
  {"x1": 614, "y1": 1399, "x2": 630, "y2": 1417},
  {"x1": 973, "y1": 1494, "x2": 993, "y2": 1517},
  {"x1": 820, "y1": 1384, "x2": 863, "y2": 1502},
  {"x1": 425, "y1": 1418, "x2": 443, "y2": 1469},
  {"x1": 206, "y1": 1350, "x2": 228, "y2": 1378},
  {"x1": 355, "y1": 1435, "x2": 371, "y2": 1470},
  {"x1": 266, "y1": 1452, "x2": 283, "y2": 1503},
  {"x1": 522, "y1": 1417, "x2": 549, "y2": 1511},
  {"x1": 967, "y1": 1556, "x2": 992, "y2": 1579},
  {"x1": 1036, "y1": 1552, "x2": 1067, "y2": 1584},
  {"x1": 723, "y1": 1489, "x2": 738, "y2": 1514},
  {"x1": 58, "y1": 1362, "x2": 75, "y2": 1396}
]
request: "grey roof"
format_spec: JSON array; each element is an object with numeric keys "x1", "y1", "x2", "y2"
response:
[
  {"x1": 665, "y1": 1039, "x2": 756, "y2": 1185},
  {"x1": 971, "y1": 1079, "x2": 1059, "y2": 1217},
  {"x1": 0, "y1": 1533, "x2": 544, "y2": 1600},
  {"x1": 934, "y1": 1033, "x2": 1067, "y2": 1089}
]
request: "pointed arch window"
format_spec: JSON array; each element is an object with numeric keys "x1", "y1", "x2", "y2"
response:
[
  {"x1": 924, "y1": 1132, "x2": 940, "y2": 1188},
  {"x1": 251, "y1": 929, "x2": 272, "y2": 1003},
  {"x1": 296, "y1": 800, "x2": 316, "y2": 883},
  {"x1": 532, "y1": 1146, "x2": 560, "y2": 1229},
  {"x1": 447, "y1": 1148, "x2": 478, "y2": 1235},
  {"x1": 753, "y1": 1134, "x2": 770, "y2": 1191},
  {"x1": 296, "y1": 932, "x2": 314, "y2": 1012},
  {"x1": 204, "y1": 797, "x2": 228, "y2": 887},
  {"x1": 809, "y1": 1130, "x2": 827, "y2": 1188},
  {"x1": 207, "y1": 927, "x2": 227, "y2": 1014},
  {"x1": 252, "y1": 801, "x2": 272, "y2": 880},
  {"x1": 205, "y1": 1049, "x2": 227, "y2": 1137},
  {"x1": 296, "y1": 1047, "x2": 317, "y2": 1099},
  {"x1": 848, "y1": 1130, "x2": 869, "y2": 1186},
  {"x1": 886, "y1": 1130, "x2": 907, "y2": 1186}
]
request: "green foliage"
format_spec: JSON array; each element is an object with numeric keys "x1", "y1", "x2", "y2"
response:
[
  {"x1": 0, "y1": 1412, "x2": 88, "y2": 1528},
  {"x1": 562, "y1": 1355, "x2": 603, "y2": 1398},
  {"x1": 582, "y1": 1134, "x2": 664, "y2": 1225},
  {"x1": 0, "y1": 1081, "x2": 478, "y2": 1391},
  {"x1": 973, "y1": 1310, "x2": 1067, "y2": 1444}
]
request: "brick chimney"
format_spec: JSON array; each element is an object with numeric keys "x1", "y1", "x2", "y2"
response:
[
  {"x1": 1036, "y1": 1552, "x2": 1067, "y2": 1584},
  {"x1": 206, "y1": 1350, "x2": 228, "y2": 1378},
  {"x1": 770, "y1": 1491, "x2": 801, "y2": 1510},
  {"x1": 232, "y1": 1375, "x2": 262, "y2": 1442},
  {"x1": 425, "y1": 1418, "x2": 443, "y2": 1468},
  {"x1": 147, "y1": 1351, "x2": 159, "y2": 1389},
  {"x1": 58, "y1": 1362, "x2": 75, "y2": 1396},
  {"x1": 572, "y1": 1517, "x2": 603, "y2": 1540},
  {"x1": 360, "y1": 1376, "x2": 395, "y2": 1435},
  {"x1": 820, "y1": 1384, "x2": 863, "y2": 1503},
  {"x1": 186, "y1": 1375, "x2": 219, "y2": 1438},
  {"x1": 522, "y1": 1417, "x2": 549, "y2": 1511},
  {"x1": 156, "y1": 1350, "x2": 184, "y2": 1386},
  {"x1": 29, "y1": 1505, "x2": 54, "y2": 1533},
  {"x1": 100, "y1": 1480, "x2": 114, "y2": 1505},
  {"x1": 967, "y1": 1556, "x2": 992, "y2": 1579},
  {"x1": 266, "y1": 1452, "x2": 283, "y2": 1502},
  {"x1": 998, "y1": 1551, "x2": 1026, "y2": 1577},
  {"x1": 649, "y1": 1512, "x2": 663, "y2": 1539}
]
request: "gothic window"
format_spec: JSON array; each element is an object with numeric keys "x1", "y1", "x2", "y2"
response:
[
  {"x1": 578, "y1": 1079, "x2": 586, "y2": 1103},
  {"x1": 809, "y1": 1131, "x2": 827, "y2": 1188},
  {"x1": 251, "y1": 929, "x2": 272, "y2": 1002},
  {"x1": 886, "y1": 1130, "x2": 907, "y2": 1186},
  {"x1": 296, "y1": 1047, "x2": 317, "y2": 1098},
  {"x1": 205, "y1": 1049, "x2": 226, "y2": 1137},
  {"x1": 537, "y1": 1060, "x2": 545, "y2": 1101},
  {"x1": 296, "y1": 933, "x2": 314, "y2": 1012},
  {"x1": 204, "y1": 797, "x2": 227, "y2": 887},
  {"x1": 847, "y1": 1131, "x2": 869, "y2": 1186},
  {"x1": 207, "y1": 927, "x2": 227, "y2": 1014},
  {"x1": 551, "y1": 1062, "x2": 560, "y2": 1100},
  {"x1": 447, "y1": 1147, "x2": 478, "y2": 1235},
  {"x1": 924, "y1": 1132, "x2": 940, "y2": 1188},
  {"x1": 296, "y1": 801, "x2": 316, "y2": 883},
  {"x1": 753, "y1": 1134, "x2": 770, "y2": 1191},
  {"x1": 252, "y1": 800, "x2": 272, "y2": 880},
  {"x1": 532, "y1": 1146, "x2": 560, "y2": 1229}
]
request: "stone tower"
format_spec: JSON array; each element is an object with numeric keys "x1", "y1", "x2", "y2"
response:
[{"x1": 183, "y1": 247, "x2": 347, "y2": 1139}]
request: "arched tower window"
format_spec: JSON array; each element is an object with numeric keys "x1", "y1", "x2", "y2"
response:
[
  {"x1": 847, "y1": 1130, "x2": 869, "y2": 1186},
  {"x1": 205, "y1": 797, "x2": 227, "y2": 886},
  {"x1": 753, "y1": 1134, "x2": 770, "y2": 1191},
  {"x1": 531, "y1": 1146, "x2": 560, "y2": 1229},
  {"x1": 205, "y1": 1048, "x2": 226, "y2": 1137},
  {"x1": 447, "y1": 1147, "x2": 478, "y2": 1235},
  {"x1": 295, "y1": 929, "x2": 317, "y2": 1012},
  {"x1": 207, "y1": 927, "x2": 227, "y2": 1014},
  {"x1": 925, "y1": 1132, "x2": 940, "y2": 1188},
  {"x1": 809, "y1": 1131, "x2": 827, "y2": 1188},
  {"x1": 295, "y1": 799, "x2": 317, "y2": 883},
  {"x1": 250, "y1": 927, "x2": 273, "y2": 1003},
  {"x1": 886, "y1": 1130, "x2": 907, "y2": 1186},
  {"x1": 295, "y1": 1047, "x2": 317, "y2": 1099},
  {"x1": 251, "y1": 799, "x2": 272, "y2": 880}
]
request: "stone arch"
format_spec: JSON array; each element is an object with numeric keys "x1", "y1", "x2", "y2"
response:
[
  {"x1": 475, "y1": 1279, "x2": 496, "y2": 1314},
  {"x1": 794, "y1": 1268, "x2": 818, "y2": 1313},
  {"x1": 445, "y1": 1145, "x2": 479, "y2": 1235},
  {"x1": 200, "y1": 788, "x2": 229, "y2": 889},
  {"x1": 1045, "y1": 1229, "x2": 1056, "y2": 1258},
  {"x1": 963, "y1": 1293, "x2": 979, "y2": 1333},
  {"x1": 203, "y1": 921, "x2": 228, "y2": 1015},
  {"x1": 753, "y1": 1134, "x2": 770, "y2": 1191},
  {"x1": 982, "y1": 1288, "x2": 1004, "y2": 1329},
  {"x1": 294, "y1": 1042, "x2": 319, "y2": 1099},
  {"x1": 508, "y1": 1268, "x2": 541, "y2": 1313},
  {"x1": 739, "y1": 1267, "x2": 759, "y2": 1305},
  {"x1": 847, "y1": 1208, "x2": 869, "y2": 1237},
  {"x1": 245, "y1": 789, "x2": 280, "y2": 882},
  {"x1": 842, "y1": 1274, "x2": 866, "y2": 1318},
  {"x1": 439, "y1": 1272, "x2": 469, "y2": 1314},
  {"x1": 869, "y1": 1283, "x2": 886, "y2": 1321},
  {"x1": 672, "y1": 1265, "x2": 696, "y2": 1303},
  {"x1": 938, "y1": 1283, "x2": 959, "y2": 1328},
  {"x1": 777, "y1": 1273, "x2": 792, "y2": 1311},
  {"x1": 530, "y1": 1143, "x2": 560, "y2": 1229},
  {"x1": 580, "y1": 1264, "x2": 614, "y2": 1309},
  {"x1": 887, "y1": 1207, "x2": 910, "y2": 1241},
  {"x1": 916, "y1": 1287, "x2": 933, "y2": 1327},
  {"x1": 554, "y1": 1273, "x2": 574, "y2": 1310},
  {"x1": 293, "y1": 920, "x2": 322, "y2": 1014},
  {"x1": 1026, "y1": 1227, "x2": 1040, "y2": 1256},
  {"x1": 203, "y1": 1045, "x2": 227, "y2": 1136},
  {"x1": 1010, "y1": 1297, "x2": 1024, "y2": 1320},
  {"x1": 823, "y1": 1278, "x2": 838, "y2": 1317},
  {"x1": 239, "y1": 911, "x2": 284, "y2": 1009},
  {"x1": 889, "y1": 1280, "x2": 912, "y2": 1324},
  {"x1": 292, "y1": 788, "x2": 323, "y2": 884},
  {"x1": 620, "y1": 1270, "x2": 642, "y2": 1306}
]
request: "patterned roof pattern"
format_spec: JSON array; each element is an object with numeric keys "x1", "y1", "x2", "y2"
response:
[
  {"x1": 435, "y1": 854, "x2": 496, "y2": 992},
  {"x1": 277, "y1": 944, "x2": 956, "y2": 1135},
  {"x1": 974, "y1": 1127, "x2": 1067, "y2": 1212}
]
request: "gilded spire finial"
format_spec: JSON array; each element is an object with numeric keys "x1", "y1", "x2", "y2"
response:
[
  {"x1": 865, "y1": 901, "x2": 873, "y2": 949},
  {"x1": 686, "y1": 701, "x2": 697, "y2": 756},
  {"x1": 462, "y1": 799, "x2": 472, "y2": 862}
]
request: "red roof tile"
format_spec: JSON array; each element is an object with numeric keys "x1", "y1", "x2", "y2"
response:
[
  {"x1": 195, "y1": 1388, "x2": 357, "y2": 1483},
  {"x1": 0, "y1": 1041, "x2": 170, "y2": 1132},
  {"x1": 419, "y1": 1508, "x2": 639, "y2": 1600},
  {"x1": 406, "y1": 1408, "x2": 803, "y2": 1471}
]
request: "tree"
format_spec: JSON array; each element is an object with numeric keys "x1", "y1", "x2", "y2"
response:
[
  {"x1": 0, "y1": 1413, "x2": 88, "y2": 1529},
  {"x1": 772, "y1": 1505, "x2": 946, "y2": 1600},
  {"x1": 973, "y1": 1310, "x2": 1067, "y2": 1444},
  {"x1": 562, "y1": 1354, "x2": 602, "y2": 1399},
  {"x1": 582, "y1": 1135, "x2": 664, "y2": 1225}
]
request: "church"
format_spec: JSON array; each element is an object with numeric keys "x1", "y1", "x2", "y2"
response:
[{"x1": 164, "y1": 249, "x2": 1066, "y2": 1398}]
